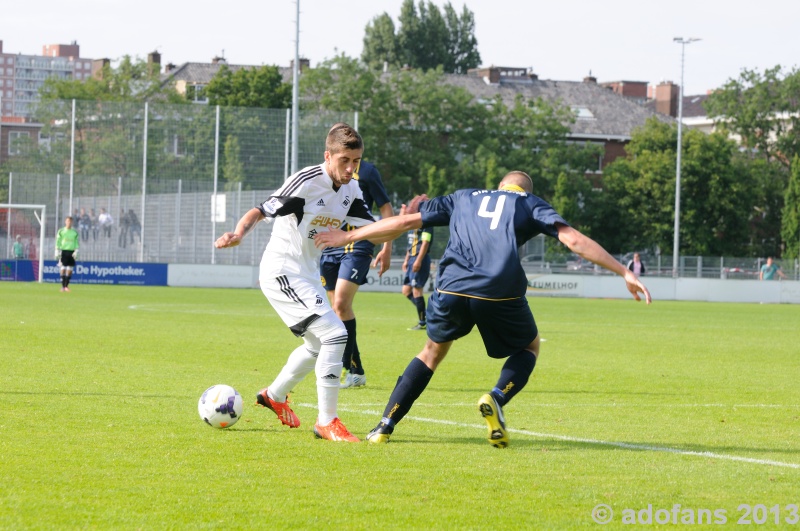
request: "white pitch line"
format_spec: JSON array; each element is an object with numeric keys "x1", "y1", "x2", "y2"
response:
[
  {"x1": 298, "y1": 402, "x2": 800, "y2": 470},
  {"x1": 317, "y1": 402, "x2": 800, "y2": 409},
  {"x1": 405, "y1": 403, "x2": 800, "y2": 408}
]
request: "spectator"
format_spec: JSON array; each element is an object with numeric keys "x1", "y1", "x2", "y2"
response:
[
  {"x1": 118, "y1": 209, "x2": 130, "y2": 248},
  {"x1": 627, "y1": 252, "x2": 646, "y2": 278},
  {"x1": 89, "y1": 208, "x2": 99, "y2": 241},
  {"x1": 98, "y1": 208, "x2": 113, "y2": 238},
  {"x1": 128, "y1": 209, "x2": 142, "y2": 244},
  {"x1": 760, "y1": 257, "x2": 786, "y2": 281},
  {"x1": 13, "y1": 235, "x2": 24, "y2": 259},
  {"x1": 78, "y1": 208, "x2": 91, "y2": 241}
]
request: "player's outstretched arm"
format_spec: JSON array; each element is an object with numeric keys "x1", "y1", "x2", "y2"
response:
[
  {"x1": 215, "y1": 208, "x2": 265, "y2": 249},
  {"x1": 557, "y1": 224, "x2": 652, "y2": 304},
  {"x1": 315, "y1": 212, "x2": 423, "y2": 249}
]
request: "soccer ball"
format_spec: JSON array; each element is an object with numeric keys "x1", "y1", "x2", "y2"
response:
[{"x1": 198, "y1": 384, "x2": 243, "y2": 429}]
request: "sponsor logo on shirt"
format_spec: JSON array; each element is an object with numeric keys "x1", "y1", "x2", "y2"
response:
[
  {"x1": 262, "y1": 198, "x2": 279, "y2": 214},
  {"x1": 309, "y1": 215, "x2": 343, "y2": 229}
]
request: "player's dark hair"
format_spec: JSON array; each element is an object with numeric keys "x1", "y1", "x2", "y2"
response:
[{"x1": 326, "y1": 123, "x2": 363, "y2": 154}]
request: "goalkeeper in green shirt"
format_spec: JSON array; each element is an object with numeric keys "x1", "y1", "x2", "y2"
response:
[{"x1": 56, "y1": 216, "x2": 80, "y2": 292}]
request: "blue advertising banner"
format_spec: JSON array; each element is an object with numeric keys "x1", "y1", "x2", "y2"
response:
[
  {"x1": 0, "y1": 259, "x2": 37, "y2": 281},
  {"x1": 1, "y1": 260, "x2": 168, "y2": 286}
]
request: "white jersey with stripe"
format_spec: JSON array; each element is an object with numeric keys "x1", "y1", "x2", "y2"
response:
[{"x1": 257, "y1": 163, "x2": 375, "y2": 281}]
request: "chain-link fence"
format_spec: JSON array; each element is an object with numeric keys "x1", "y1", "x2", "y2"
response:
[
  {"x1": 1, "y1": 100, "x2": 359, "y2": 264},
  {"x1": 2, "y1": 99, "x2": 798, "y2": 279}
]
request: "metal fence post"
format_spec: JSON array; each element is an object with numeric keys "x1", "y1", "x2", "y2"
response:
[
  {"x1": 284, "y1": 109, "x2": 291, "y2": 180},
  {"x1": 69, "y1": 99, "x2": 75, "y2": 215},
  {"x1": 140, "y1": 101, "x2": 148, "y2": 262},
  {"x1": 6, "y1": 173, "x2": 12, "y2": 256},
  {"x1": 212, "y1": 105, "x2": 220, "y2": 265},
  {"x1": 54, "y1": 173, "x2": 60, "y2": 238},
  {"x1": 176, "y1": 179, "x2": 182, "y2": 264}
]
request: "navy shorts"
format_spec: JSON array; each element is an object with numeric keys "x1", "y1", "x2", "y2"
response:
[
  {"x1": 320, "y1": 252, "x2": 373, "y2": 291},
  {"x1": 403, "y1": 255, "x2": 431, "y2": 289},
  {"x1": 426, "y1": 291, "x2": 538, "y2": 359},
  {"x1": 60, "y1": 250, "x2": 76, "y2": 268}
]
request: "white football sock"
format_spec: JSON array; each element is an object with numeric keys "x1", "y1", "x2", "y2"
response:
[
  {"x1": 268, "y1": 343, "x2": 318, "y2": 401},
  {"x1": 307, "y1": 312, "x2": 347, "y2": 425}
]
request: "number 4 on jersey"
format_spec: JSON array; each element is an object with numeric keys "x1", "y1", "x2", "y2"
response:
[{"x1": 477, "y1": 195, "x2": 506, "y2": 230}]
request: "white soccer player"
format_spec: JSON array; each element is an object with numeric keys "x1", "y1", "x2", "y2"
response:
[{"x1": 215, "y1": 124, "x2": 374, "y2": 442}]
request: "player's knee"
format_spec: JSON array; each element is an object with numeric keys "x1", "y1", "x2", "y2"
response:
[
  {"x1": 331, "y1": 299, "x2": 352, "y2": 317},
  {"x1": 526, "y1": 335, "x2": 541, "y2": 358},
  {"x1": 308, "y1": 311, "x2": 347, "y2": 344}
]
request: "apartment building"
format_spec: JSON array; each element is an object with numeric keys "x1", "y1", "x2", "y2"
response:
[{"x1": 0, "y1": 40, "x2": 94, "y2": 119}]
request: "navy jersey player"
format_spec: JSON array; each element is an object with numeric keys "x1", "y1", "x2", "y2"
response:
[
  {"x1": 215, "y1": 124, "x2": 375, "y2": 443},
  {"x1": 402, "y1": 225, "x2": 433, "y2": 330},
  {"x1": 320, "y1": 158, "x2": 394, "y2": 388},
  {"x1": 314, "y1": 171, "x2": 651, "y2": 447}
]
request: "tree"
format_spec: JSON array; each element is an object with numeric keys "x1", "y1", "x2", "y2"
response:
[
  {"x1": 781, "y1": 156, "x2": 800, "y2": 261},
  {"x1": 442, "y1": 4, "x2": 481, "y2": 74},
  {"x1": 597, "y1": 118, "x2": 765, "y2": 256},
  {"x1": 204, "y1": 64, "x2": 291, "y2": 108},
  {"x1": 363, "y1": 0, "x2": 481, "y2": 73},
  {"x1": 300, "y1": 55, "x2": 600, "y2": 214},
  {"x1": 704, "y1": 65, "x2": 800, "y2": 168},
  {"x1": 362, "y1": 13, "x2": 398, "y2": 70}
]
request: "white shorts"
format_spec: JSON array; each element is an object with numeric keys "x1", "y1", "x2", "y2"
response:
[{"x1": 260, "y1": 273, "x2": 332, "y2": 329}]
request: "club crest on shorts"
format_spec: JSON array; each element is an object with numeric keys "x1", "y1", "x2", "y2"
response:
[{"x1": 315, "y1": 294, "x2": 324, "y2": 306}]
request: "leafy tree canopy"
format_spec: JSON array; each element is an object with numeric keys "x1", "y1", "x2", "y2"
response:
[
  {"x1": 704, "y1": 65, "x2": 800, "y2": 167},
  {"x1": 781, "y1": 156, "x2": 800, "y2": 260},
  {"x1": 300, "y1": 55, "x2": 599, "y2": 215},
  {"x1": 204, "y1": 64, "x2": 292, "y2": 108},
  {"x1": 598, "y1": 118, "x2": 784, "y2": 256},
  {"x1": 362, "y1": 0, "x2": 481, "y2": 73}
]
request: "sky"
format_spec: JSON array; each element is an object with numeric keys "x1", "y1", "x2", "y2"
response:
[{"x1": 1, "y1": 0, "x2": 798, "y2": 96}]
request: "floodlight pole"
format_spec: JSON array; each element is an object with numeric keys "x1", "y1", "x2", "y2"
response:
[
  {"x1": 290, "y1": 0, "x2": 300, "y2": 176},
  {"x1": 672, "y1": 37, "x2": 700, "y2": 278}
]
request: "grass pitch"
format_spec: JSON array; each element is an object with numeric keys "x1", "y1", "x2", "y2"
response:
[{"x1": 1, "y1": 282, "x2": 799, "y2": 529}]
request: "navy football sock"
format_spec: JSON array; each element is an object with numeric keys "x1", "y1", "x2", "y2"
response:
[
  {"x1": 341, "y1": 318, "x2": 357, "y2": 371},
  {"x1": 379, "y1": 357, "x2": 434, "y2": 430},
  {"x1": 491, "y1": 350, "x2": 537, "y2": 407},
  {"x1": 351, "y1": 338, "x2": 364, "y2": 375},
  {"x1": 414, "y1": 296, "x2": 426, "y2": 324}
]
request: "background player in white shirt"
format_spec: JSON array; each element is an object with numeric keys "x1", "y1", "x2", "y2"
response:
[{"x1": 215, "y1": 124, "x2": 374, "y2": 442}]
